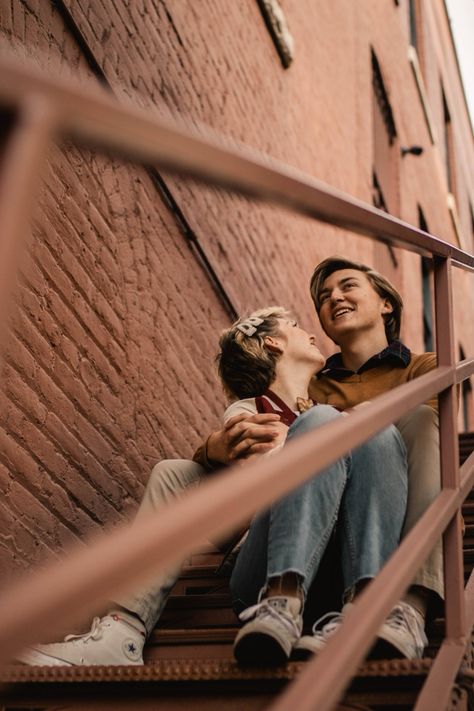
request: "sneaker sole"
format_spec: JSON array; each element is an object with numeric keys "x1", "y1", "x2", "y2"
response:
[
  {"x1": 234, "y1": 632, "x2": 289, "y2": 666},
  {"x1": 369, "y1": 637, "x2": 415, "y2": 660},
  {"x1": 15, "y1": 649, "x2": 74, "y2": 666}
]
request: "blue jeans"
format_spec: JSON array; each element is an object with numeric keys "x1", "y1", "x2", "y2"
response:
[{"x1": 230, "y1": 405, "x2": 408, "y2": 613}]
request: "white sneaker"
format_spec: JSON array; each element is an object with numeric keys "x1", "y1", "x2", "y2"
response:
[
  {"x1": 372, "y1": 601, "x2": 427, "y2": 659},
  {"x1": 16, "y1": 612, "x2": 146, "y2": 666},
  {"x1": 293, "y1": 607, "x2": 348, "y2": 660},
  {"x1": 233, "y1": 596, "x2": 303, "y2": 665}
]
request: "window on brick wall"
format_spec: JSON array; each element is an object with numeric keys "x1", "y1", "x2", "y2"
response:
[
  {"x1": 460, "y1": 346, "x2": 473, "y2": 431},
  {"x1": 371, "y1": 49, "x2": 399, "y2": 280},
  {"x1": 442, "y1": 87, "x2": 456, "y2": 197},
  {"x1": 418, "y1": 207, "x2": 434, "y2": 352},
  {"x1": 408, "y1": 0, "x2": 418, "y2": 50},
  {"x1": 470, "y1": 202, "x2": 474, "y2": 252}
]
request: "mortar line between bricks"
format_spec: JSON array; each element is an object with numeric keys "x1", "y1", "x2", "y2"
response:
[
  {"x1": 52, "y1": 0, "x2": 238, "y2": 322},
  {"x1": 32, "y1": 220, "x2": 126, "y2": 373},
  {"x1": 4, "y1": 341, "x2": 139, "y2": 505},
  {"x1": 40, "y1": 182, "x2": 127, "y2": 335},
  {"x1": 0, "y1": 417, "x2": 113, "y2": 533},
  {"x1": 11, "y1": 311, "x2": 124, "y2": 451},
  {"x1": 3, "y1": 357, "x2": 130, "y2": 504},
  {"x1": 28, "y1": 249, "x2": 126, "y2": 379}
]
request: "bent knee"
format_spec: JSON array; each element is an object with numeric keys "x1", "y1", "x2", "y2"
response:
[
  {"x1": 147, "y1": 459, "x2": 203, "y2": 499},
  {"x1": 290, "y1": 404, "x2": 341, "y2": 435}
]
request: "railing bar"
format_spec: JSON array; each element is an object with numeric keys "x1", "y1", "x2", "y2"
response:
[
  {"x1": 434, "y1": 257, "x2": 465, "y2": 641},
  {"x1": 0, "y1": 368, "x2": 458, "y2": 663},
  {"x1": 269, "y1": 491, "x2": 459, "y2": 711},
  {"x1": 0, "y1": 57, "x2": 473, "y2": 269},
  {"x1": 460, "y1": 450, "x2": 474, "y2": 501},
  {"x1": 0, "y1": 96, "x2": 56, "y2": 345},
  {"x1": 413, "y1": 640, "x2": 467, "y2": 711},
  {"x1": 455, "y1": 358, "x2": 474, "y2": 384}
]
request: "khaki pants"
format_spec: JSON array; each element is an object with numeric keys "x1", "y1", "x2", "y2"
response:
[{"x1": 397, "y1": 405, "x2": 442, "y2": 599}]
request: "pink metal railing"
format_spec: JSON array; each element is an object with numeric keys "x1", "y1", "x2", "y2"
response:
[{"x1": 0, "y1": 55, "x2": 474, "y2": 710}]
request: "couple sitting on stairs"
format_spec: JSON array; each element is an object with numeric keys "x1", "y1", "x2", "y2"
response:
[{"x1": 18, "y1": 256, "x2": 441, "y2": 667}]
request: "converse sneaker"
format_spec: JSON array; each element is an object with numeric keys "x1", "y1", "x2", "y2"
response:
[
  {"x1": 293, "y1": 607, "x2": 348, "y2": 660},
  {"x1": 371, "y1": 601, "x2": 427, "y2": 659},
  {"x1": 16, "y1": 612, "x2": 146, "y2": 666},
  {"x1": 233, "y1": 596, "x2": 303, "y2": 665}
]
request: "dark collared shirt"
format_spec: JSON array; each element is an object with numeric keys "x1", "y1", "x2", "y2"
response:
[{"x1": 321, "y1": 340, "x2": 411, "y2": 380}]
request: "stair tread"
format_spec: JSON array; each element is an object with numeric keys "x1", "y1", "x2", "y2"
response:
[{"x1": 1, "y1": 657, "x2": 434, "y2": 684}]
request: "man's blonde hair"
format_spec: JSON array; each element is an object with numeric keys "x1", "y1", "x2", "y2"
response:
[
  {"x1": 217, "y1": 306, "x2": 290, "y2": 400},
  {"x1": 310, "y1": 256, "x2": 403, "y2": 343}
]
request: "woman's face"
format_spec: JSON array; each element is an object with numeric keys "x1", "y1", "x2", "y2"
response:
[{"x1": 274, "y1": 318, "x2": 325, "y2": 370}]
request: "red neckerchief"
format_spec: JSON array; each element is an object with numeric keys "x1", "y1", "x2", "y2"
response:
[{"x1": 255, "y1": 389, "x2": 299, "y2": 426}]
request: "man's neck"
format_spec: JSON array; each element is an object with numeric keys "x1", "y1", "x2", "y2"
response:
[
  {"x1": 338, "y1": 331, "x2": 389, "y2": 372},
  {"x1": 269, "y1": 362, "x2": 314, "y2": 411}
]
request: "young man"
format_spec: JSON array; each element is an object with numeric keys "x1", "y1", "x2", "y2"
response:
[{"x1": 201, "y1": 257, "x2": 439, "y2": 660}]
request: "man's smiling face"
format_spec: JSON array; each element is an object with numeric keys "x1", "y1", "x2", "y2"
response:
[{"x1": 317, "y1": 269, "x2": 393, "y2": 344}]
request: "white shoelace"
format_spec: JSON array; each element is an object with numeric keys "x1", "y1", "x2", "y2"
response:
[
  {"x1": 239, "y1": 599, "x2": 301, "y2": 638},
  {"x1": 310, "y1": 610, "x2": 345, "y2": 639},
  {"x1": 385, "y1": 603, "x2": 427, "y2": 649},
  {"x1": 64, "y1": 616, "x2": 107, "y2": 643}
]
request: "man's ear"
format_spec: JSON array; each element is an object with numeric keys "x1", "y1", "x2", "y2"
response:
[{"x1": 264, "y1": 335, "x2": 284, "y2": 354}]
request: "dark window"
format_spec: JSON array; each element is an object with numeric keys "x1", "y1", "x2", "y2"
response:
[
  {"x1": 418, "y1": 207, "x2": 434, "y2": 352},
  {"x1": 372, "y1": 50, "x2": 399, "y2": 279},
  {"x1": 442, "y1": 87, "x2": 455, "y2": 195},
  {"x1": 409, "y1": 0, "x2": 418, "y2": 50},
  {"x1": 460, "y1": 346, "x2": 472, "y2": 431},
  {"x1": 470, "y1": 202, "x2": 474, "y2": 251}
]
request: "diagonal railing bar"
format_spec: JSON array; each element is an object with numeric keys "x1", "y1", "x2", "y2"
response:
[
  {"x1": 460, "y1": 449, "x2": 474, "y2": 500},
  {"x1": 455, "y1": 358, "x2": 474, "y2": 384},
  {"x1": 414, "y1": 459, "x2": 474, "y2": 711},
  {"x1": 0, "y1": 367, "x2": 458, "y2": 664},
  {"x1": 0, "y1": 57, "x2": 473, "y2": 271},
  {"x1": 0, "y1": 95, "x2": 56, "y2": 344}
]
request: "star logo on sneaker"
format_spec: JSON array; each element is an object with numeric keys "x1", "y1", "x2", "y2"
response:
[{"x1": 122, "y1": 638, "x2": 141, "y2": 660}]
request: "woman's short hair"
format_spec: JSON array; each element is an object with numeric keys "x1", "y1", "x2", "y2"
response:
[
  {"x1": 310, "y1": 256, "x2": 403, "y2": 343},
  {"x1": 217, "y1": 306, "x2": 290, "y2": 400}
]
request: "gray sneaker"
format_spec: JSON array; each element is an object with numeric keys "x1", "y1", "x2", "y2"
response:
[
  {"x1": 16, "y1": 612, "x2": 146, "y2": 666},
  {"x1": 371, "y1": 601, "x2": 428, "y2": 659},
  {"x1": 233, "y1": 596, "x2": 303, "y2": 665},
  {"x1": 293, "y1": 607, "x2": 348, "y2": 660}
]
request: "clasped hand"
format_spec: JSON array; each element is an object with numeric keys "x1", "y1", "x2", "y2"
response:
[{"x1": 207, "y1": 413, "x2": 288, "y2": 465}]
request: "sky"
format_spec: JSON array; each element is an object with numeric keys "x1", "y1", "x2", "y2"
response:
[{"x1": 445, "y1": 0, "x2": 474, "y2": 130}]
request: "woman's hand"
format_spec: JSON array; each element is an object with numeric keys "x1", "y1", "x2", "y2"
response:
[{"x1": 207, "y1": 413, "x2": 287, "y2": 464}]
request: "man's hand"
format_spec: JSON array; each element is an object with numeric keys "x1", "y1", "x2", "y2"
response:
[{"x1": 206, "y1": 413, "x2": 288, "y2": 464}]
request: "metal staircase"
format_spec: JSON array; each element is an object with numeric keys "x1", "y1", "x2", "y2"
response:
[{"x1": 0, "y1": 433, "x2": 473, "y2": 710}]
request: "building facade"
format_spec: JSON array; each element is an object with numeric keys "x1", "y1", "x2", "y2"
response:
[{"x1": 0, "y1": 0, "x2": 473, "y2": 578}]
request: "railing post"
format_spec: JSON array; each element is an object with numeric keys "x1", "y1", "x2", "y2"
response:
[{"x1": 434, "y1": 255, "x2": 465, "y2": 640}]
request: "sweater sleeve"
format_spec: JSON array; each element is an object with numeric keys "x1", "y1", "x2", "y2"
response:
[{"x1": 409, "y1": 353, "x2": 438, "y2": 411}]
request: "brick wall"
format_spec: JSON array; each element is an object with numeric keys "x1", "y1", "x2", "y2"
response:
[{"x1": 0, "y1": 0, "x2": 472, "y2": 578}]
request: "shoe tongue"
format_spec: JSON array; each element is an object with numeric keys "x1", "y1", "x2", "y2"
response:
[{"x1": 266, "y1": 596, "x2": 301, "y2": 616}]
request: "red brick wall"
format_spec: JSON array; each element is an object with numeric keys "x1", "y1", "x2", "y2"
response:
[{"x1": 0, "y1": 0, "x2": 472, "y2": 577}]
